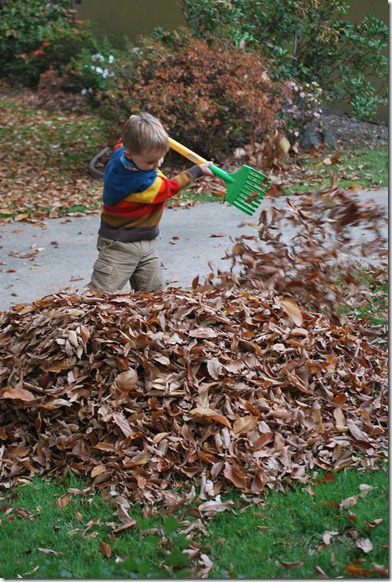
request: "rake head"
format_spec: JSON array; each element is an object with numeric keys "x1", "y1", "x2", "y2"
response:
[{"x1": 222, "y1": 165, "x2": 270, "y2": 216}]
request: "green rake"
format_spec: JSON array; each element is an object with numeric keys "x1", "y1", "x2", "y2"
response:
[{"x1": 168, "y1": 136, "x2": 270, "y2": 216}]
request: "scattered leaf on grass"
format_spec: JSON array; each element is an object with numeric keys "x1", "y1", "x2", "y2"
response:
[
  {"x1": 98, "y1": 541, "x2": 112, "y2": 558},
  {"x1": 38, "y1": 548, "x2": 63, "y2": 557},
  {"x1": 280, "y1": 560, "x2": 305, "y2": 570},
  {"x1": 356, "y1": 538, "x2": 373, "y2": 554}
]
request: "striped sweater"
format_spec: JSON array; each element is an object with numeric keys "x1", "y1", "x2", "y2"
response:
[{"x1": 98, "y1": 145, "x2": 203, "y2": 243}]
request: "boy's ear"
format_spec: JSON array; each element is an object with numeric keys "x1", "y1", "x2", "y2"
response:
[{"x1": 124, "y1": 149, "x2": 133, "y2": 160}]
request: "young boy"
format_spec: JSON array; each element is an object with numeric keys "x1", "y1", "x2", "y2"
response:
[{"x1": 87, "y1": 112, "x2": 213, "y2": 293}]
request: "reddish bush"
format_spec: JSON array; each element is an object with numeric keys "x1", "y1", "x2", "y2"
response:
[{"x1": 97, "y1": 29, "x2": 289, "y2": 161}]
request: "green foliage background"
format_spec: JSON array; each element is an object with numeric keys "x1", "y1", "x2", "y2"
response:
[
  {"x1": 177, "y1": 0, "x2": 388, "y2": 119},
  {"x1": 0, "y1": 0, "x2": 387, "y2": 125}
]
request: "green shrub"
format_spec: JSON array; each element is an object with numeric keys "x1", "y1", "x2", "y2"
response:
[
  {"x1": 63, "y1": 46, "x2": 120, "y2": 98},
  {"x1": 96, "y1": 29, "x2": 289, "y2": 160},
  {"x1": 178, "y1": 0, "x2": 388, "y2": 119},
  {"x1": 0, "y1": 0, "x2": 117, "y2": 88}
]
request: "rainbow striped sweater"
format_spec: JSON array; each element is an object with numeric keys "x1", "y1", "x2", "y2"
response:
[{"x1": 99, "y1": 145, "x2": 203, "y2": 243}]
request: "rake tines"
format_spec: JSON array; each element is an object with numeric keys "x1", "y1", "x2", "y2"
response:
[{"x1": 225, "y1": 166, "x2": 270, "y2": 216}]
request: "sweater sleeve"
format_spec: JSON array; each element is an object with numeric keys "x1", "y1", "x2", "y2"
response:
[
  {"x1": 131, "y1": 165, "x2": 203, "y2": 204},
  {"x1": 185, "y1": 165, "x2": 204, "y2": 181}
]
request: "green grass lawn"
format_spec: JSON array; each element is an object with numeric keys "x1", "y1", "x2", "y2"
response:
[
  {"x1": 284, "y1": 145, "x2": 388, "y2": 195},
  {"x1": 0, "y1": 469, "x2": 387, "y2": 578}
]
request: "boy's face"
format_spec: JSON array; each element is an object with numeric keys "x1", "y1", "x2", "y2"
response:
[{"x1": 126, "y1": 148, "x2": 168, "y2": 171}]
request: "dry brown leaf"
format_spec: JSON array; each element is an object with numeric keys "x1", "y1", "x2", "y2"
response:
[
  {"x1": 0, "y1": 388, "x2": 35, "y2": 401},
  {"x1": 233, "y1": 415, "x2": 258, "y2": 435},
  {"x1": 280, "y1": 560, "x2": 305, "y2": 570},
  {"x1": 279, "y1": 297, "x2": 303, "y2": 326},
  {"x1": 91, "y1": 465, "x2": 107, "y2": 478},
  {"x1": 98, "y1": 541, "x2": 112, "y2": 558},
  {"x1": 198, "y1": 498, "x2": 235, "y2": 517},
  {"x1": 356, "y1": 538, "x2": 373, "y2": 553},
  {"x1": 189, "y1": 407, "x2": 231, "y2": 428}
]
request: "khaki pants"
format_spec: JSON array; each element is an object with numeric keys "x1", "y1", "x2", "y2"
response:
[{"x1": 87, "y1": 236, "x2": 165, "y2": 292}]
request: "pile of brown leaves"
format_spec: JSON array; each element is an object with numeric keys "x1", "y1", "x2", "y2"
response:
[{"x1": 0, "y1": 284, "x2": 387, "y2": 507}]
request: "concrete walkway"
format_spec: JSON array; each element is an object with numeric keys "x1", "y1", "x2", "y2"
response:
[{"x1": 0, "y1": 189, "x2": 388, "y2": 312}]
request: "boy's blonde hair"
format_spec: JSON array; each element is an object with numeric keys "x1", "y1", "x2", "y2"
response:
[{"x1": 122, "y1": 112, "x2": 169, "y2": 154}]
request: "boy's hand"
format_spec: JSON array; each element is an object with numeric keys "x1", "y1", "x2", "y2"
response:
[{"x1": 200, "y1": 161, "x2": 214, "y2": 176}]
